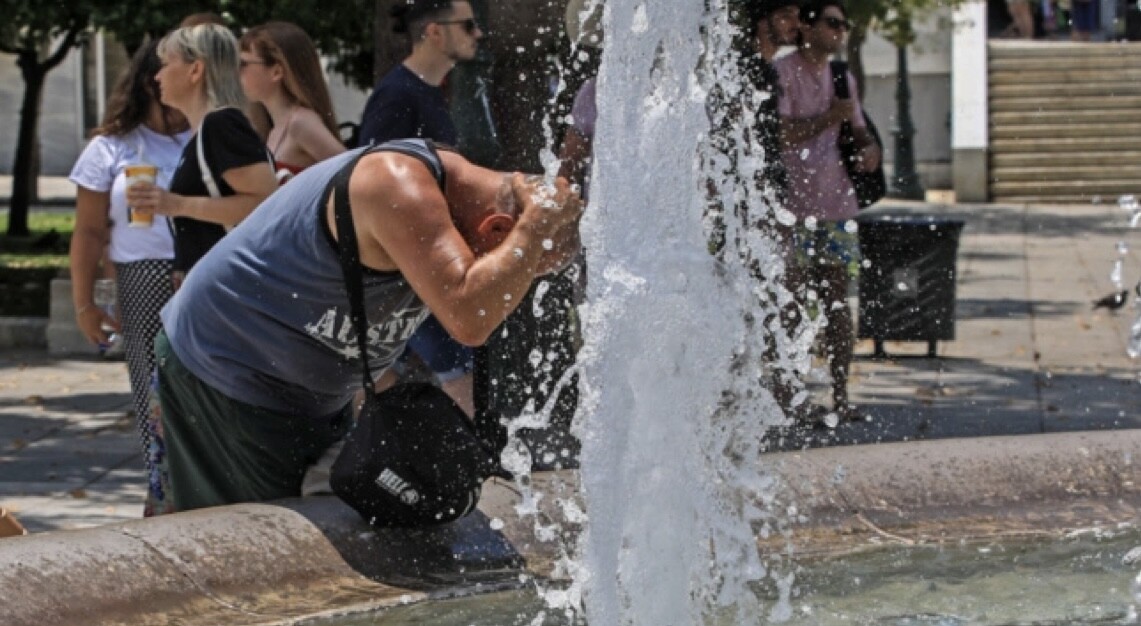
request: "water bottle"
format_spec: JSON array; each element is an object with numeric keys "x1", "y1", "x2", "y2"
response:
[{"x1": 92, "y1": 278, "x2": 122, "y2": 356}]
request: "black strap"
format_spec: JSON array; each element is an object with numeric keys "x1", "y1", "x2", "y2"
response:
[
  {"x1": 830, "y1": 60, "x2": 850, "y2": 100},
  {"x1": 328, "y1": 150, "x2": 378, "y2": 391},
  {"x1": 327, "y1": 141, "x2": 447, "y2": 391}
]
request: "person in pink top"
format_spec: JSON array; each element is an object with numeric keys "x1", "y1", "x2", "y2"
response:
[{"x1": 774, "y1": 0, "x2": 881, "y2": 425}]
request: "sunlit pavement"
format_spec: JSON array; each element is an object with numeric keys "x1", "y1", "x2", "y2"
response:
[
  {"x1": 3, "y1": 193, "x2": 1140, "y2": 531},
  {"x1": 789, "y1": 200, "x2": 1141, "y2": 450}
]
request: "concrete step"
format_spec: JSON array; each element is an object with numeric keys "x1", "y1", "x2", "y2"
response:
[
  {"x1": 990, "y1": 164, "x2": 1141, "y2": 182},
  {"x1": 990, "y1": 55, "x2": 1141, "y2": 71},
  {"x1": 988, "y1": 40, "x2": 1141, "y2": 59},
  {"x1": 990, "y1": 194, "x2": 1116, "y2": 203},
  {"x1": 991, "y1": 109, "x2": 1141, "y2": 125},
  {"x1": 990, "y1": 81, "x2": 1141, "y2": 98},
  {"x1": 990, "y1": 122, "x2": 1141, "y2": 140},
  {"x1": 991, "y1": 150, "x2": 1141, "y2": 168},
  {"x1": 990, "y1": 178, "x2": 1141, "y2": 196},
  {"x1": 990, "y1": 95, "x2": 1141, "y2": 112},
  {"x1": 989, "y1": 68, "x2": 1141, "y2": 85},
  {"x1": 991, "y1": 136, "x2": 1141, "y2": 153}
]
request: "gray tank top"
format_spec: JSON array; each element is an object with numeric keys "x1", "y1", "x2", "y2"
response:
[{"x1": 161, "y1": 140, "x2": 444, "y2": 416}]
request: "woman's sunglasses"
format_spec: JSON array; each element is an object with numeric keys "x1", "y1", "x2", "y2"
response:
[
  {"x1": 820, "y1": 16, "x2": 851, "y2": 31},
  {"x1": 435, "y1": 18, "x2": 480, "y2": 34}
]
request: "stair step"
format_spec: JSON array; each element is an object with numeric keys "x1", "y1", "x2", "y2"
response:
[
  {"x1": 988, "y1": 41, "x2": 1141, "y2": 59},
  {"x1": 991, "y1": 109, "x2": 1141, "y2": 125},
  {"x1": 991, "y1": 136, "x2": 1141, "y2": 153},
  {"x1": 990, "y1": 165, "x2": 1141, "y2": 182},
  {"x1": 990, "y1": 178, "x2": 1141, "y2": 195},
  {"x1": 989, "y1": 68, "x2": 1141, "y2": 85},
  {"x1": 990, "y1": 95, "x2": 1141, "y2": 112},
  {"x1": 991, "y1": 150, "x2": 1141, "y2": 168},
  {"x1": 990, "y1": 55, "x2": 1141, "y2": 71},
  {"x1": 990, "y1": 81, "x2": 1141, "y2": 98},
  {"x1": 990, "y1": 122, "x2": 1141, "y2": 140},
  {"x1": 991, "y1": 194, "x2": 1117, "y2": 204}
]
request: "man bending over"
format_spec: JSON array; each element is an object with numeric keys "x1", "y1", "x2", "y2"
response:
[{"x1": 154, "y1": 139, "x2": 582, "y2": 510}]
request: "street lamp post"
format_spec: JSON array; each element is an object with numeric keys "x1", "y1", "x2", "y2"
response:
[{"x1": 891, "y1": 43, "x2": 926, "y2": 200}]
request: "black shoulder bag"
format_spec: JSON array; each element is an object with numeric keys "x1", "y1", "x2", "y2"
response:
[
  {"x1": 325, "y1": 152, "x2": 498, "y2": 528},
  {"x1": 830, "y1": 60, "x2": 887, "y2": 209}
]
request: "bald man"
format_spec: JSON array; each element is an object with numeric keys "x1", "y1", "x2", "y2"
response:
[{"x1": 154, "y1": 139, "x2": 582, "y2": 510}]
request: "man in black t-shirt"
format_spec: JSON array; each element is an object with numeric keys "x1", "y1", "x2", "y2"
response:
[
  {"x1": 357, "y1": 0, "x2": 481, "y2": 148},
  {"x1": 356, "y1": 0, "x2": 485, "y2": 416}
]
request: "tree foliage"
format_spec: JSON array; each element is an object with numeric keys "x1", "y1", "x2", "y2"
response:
[
  {"x1": 0, "y1": 0, "x2": 95, "y2": 236},
  {"x1": 92, "y1": 0, "x2": 379, "y2": 89}
]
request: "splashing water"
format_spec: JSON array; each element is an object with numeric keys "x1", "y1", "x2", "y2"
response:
[{"x1": 530, "y1": 1, "x2": 800, "y2": 624}]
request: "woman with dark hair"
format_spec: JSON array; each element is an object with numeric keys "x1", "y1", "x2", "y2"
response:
[
  {"x1": 68, "y1": 40, "x2": 191, "y2": 515},
  {"x1": 240, "y1": 21, "x2": 345, "y2": 182}
]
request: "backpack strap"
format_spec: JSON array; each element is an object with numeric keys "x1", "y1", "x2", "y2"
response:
[{"x1": 830, "y1": 60, "x2": 851, "y2": 100}]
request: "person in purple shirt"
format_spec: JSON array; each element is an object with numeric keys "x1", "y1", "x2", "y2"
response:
[
  {"x1": 356, "y1": 0, "x2": 485, "y2": 416},
  {"x1": 774, "y1": 0, "x2": 881, "y2": 425}
]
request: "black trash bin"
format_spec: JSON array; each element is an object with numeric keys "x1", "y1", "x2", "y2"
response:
[{"x1": 856, "y1": 215, "x2": 965, "y2": 358}]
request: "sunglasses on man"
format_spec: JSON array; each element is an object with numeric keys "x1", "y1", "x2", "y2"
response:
[
  {"x1": 435, "y1": 17, "x2": 480, "y2": 34},
  {"x1": 819, "y1": 16, "x2": 851, "y2": 31}
]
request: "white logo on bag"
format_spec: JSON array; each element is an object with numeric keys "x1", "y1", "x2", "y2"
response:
[{"x1": 376, "y1": 468, "x2": 420, "y2": 505}]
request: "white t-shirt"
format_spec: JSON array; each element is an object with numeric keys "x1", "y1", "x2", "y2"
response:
[{"x1": 68, "y1": 125, "x2": 191, "y2": 263}]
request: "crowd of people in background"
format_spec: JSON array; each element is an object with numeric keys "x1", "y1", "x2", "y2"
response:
[
  {"x1": 993, "y1": 0, "x2": 1105, "y2": 40},
  {"x1": 67, "y1": 0, "x2": 897, "y2": 519}
]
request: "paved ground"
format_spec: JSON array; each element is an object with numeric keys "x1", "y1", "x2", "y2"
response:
[{"x1": 1, "y1": 193, "x2": 1140, "y2": 533}]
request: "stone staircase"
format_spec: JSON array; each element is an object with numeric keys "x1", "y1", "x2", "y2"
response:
[{"x1": 988, "y1": 41, "x2": 1141, "y2": 204}]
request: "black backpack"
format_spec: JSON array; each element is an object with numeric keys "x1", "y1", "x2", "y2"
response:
[{"x1": 830, "y1": 60, "x2": 886, "y2": 209}]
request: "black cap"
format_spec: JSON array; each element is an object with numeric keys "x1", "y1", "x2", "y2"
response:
[
  {"x1": 746, "y1": 0, "x2": 801, "y2": 21},
  {"x1": 390, "y1": 0, "x2": 455, "y2": 34},
  {"x1": 330, "y1": 383, "x2": 498, "y2": 528}
]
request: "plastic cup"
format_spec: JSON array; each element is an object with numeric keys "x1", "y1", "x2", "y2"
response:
[{"x1": 124, "y1": 163, "x2": 158, "y2": 228}]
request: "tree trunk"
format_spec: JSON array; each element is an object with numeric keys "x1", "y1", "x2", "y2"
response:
[
  {"x1": 373, "y1": 0, "x2": 408, "y2": 85},
  {"x1": 846, "y1": 22, "x2": 869, "y2": 103},
  {"x1": 5, "y1": 26, "x2": 83, "y2": 238},
  {"x1": 7, "y1": 53, "x2": 45, "y2": 238}
]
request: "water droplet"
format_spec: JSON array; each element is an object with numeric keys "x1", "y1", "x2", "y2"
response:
[
  {"x1": 489, "y1": 517, "x2": 506, "y2": 530},
  {"x1": 542, "y1": 238, "x2": 554, "y2": 251}
]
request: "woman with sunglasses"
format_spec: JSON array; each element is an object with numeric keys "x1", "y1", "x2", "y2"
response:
[{"x1": 239, "y1": 21, "x2": 345, "y2": 183}]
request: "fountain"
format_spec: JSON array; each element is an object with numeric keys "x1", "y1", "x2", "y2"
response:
[{"x1": 4, "y1": 2, "x2": 1141, "y2": 625}]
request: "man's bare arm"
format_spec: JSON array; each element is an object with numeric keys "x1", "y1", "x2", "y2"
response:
[
  {"x1": 347, "y1": 156, "x2": 582, "y2": 346},
  {"x1": 779, "y1": 99, "x2": 854, "y2": 147}
]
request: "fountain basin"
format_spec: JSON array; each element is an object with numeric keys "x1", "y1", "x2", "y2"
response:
[{"x1": 1, "y1": 430, "x2": 1137, "y2": 625}]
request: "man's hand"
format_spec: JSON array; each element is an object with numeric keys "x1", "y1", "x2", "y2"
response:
[
  {"x1": 853, "y1": 142, "x2": 882, "y2": 172},
  {"x1": 512, "y1": 174, "x2": 584, "y2": 238},
  {"x1": 829, "y1": 98, "x2": 856, "y2": 125}
]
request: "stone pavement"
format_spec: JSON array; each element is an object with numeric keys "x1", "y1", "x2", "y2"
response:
[{"x1": 1, "y1": 198, "x2": 1140, "y2": 533}]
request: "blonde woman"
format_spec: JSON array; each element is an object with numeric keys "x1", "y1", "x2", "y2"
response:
[
  {"x1": 127, "y1": 23, "x2": 277, "y2": 280},
  {"x1": 240, "y1": 21, "x2": 345, "y2": 182}
]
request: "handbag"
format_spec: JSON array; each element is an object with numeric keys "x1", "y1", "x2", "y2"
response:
[
  {"x1": 829, "y1": 61, "x2": 887, "y2": 209},
  {"x1": 325, "y1": 149, "x2": 499, "y2": 528}
]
